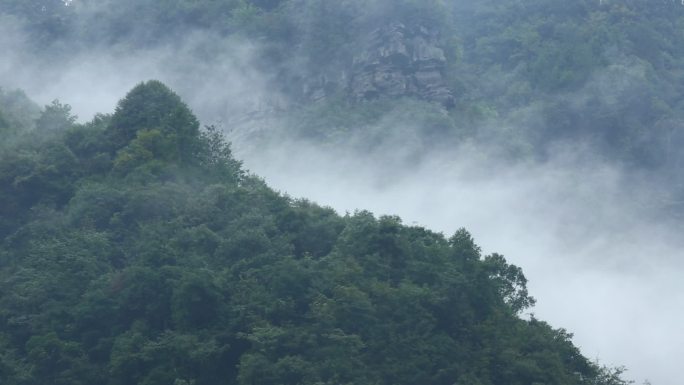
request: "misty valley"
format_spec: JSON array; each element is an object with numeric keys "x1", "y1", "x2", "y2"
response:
[{"x1": 2, "y1": 1, "x2": 684, "y2": 385}]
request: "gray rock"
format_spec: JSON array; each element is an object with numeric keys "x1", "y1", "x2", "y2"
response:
[
  {"x1": 299, "y1": 21, "x2": 454, "y2": 108},
  {"x1": 349, "y1": 22, "x2": 454, "y2": 108}
]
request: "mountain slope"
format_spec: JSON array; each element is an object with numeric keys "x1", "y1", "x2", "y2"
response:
[{"x1": 0, "y1": 82, "x2": 628, "y2": 385}]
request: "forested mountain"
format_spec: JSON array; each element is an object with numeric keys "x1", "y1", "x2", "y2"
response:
[
  {"x1": 3, "y1": 0, "x2": 683, "y2": 214},
  {"x1": 0, "y1": 81, "x2": 630, "y2": 385},
  {"x1": 2, "y1": 1, "x2": 681, "y2": 383}
]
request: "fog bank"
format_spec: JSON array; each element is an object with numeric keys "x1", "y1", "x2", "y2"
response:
[{"x1": 236, "y1": 138, "x2": 683, "y2": 385}]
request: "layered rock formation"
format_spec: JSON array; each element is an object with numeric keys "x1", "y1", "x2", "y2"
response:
[
  {"x1": 349, "y1": 23, "x2": 454, "y2": 108},
  {"x1": 294, "y1": 22, "x2": 455, "y2": 108}
]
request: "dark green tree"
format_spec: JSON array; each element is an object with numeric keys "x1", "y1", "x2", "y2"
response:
[
  {"x1": 106, "y1": 80, "x2": 200, "y2": 163},
  {"x1": 35, "y1": 100, "x2": 76, "y2": 133}
]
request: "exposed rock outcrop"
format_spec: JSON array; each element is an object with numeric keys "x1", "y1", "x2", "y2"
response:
[{"x1": 349, "y1": 23, "x2": 454, "y2": 108}]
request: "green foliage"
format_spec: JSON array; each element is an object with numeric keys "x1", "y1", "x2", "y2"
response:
[
  {"x1": 35, "y1": 100, "x2": 77, "y2": 133},
  {"x1": 106, "y1": 80, "x2": 200, "y2": 159},
  {"x1": 383, "y1": 0, "x2": 451, "y2": 27},
  {"x1": 484, "y1": 253, "x2": 536, "y2": 313},
  {"x1": 24, "y1": 332, "x2": 93, "y2": 385},
  {"x1": 591, "y1": 365, "x2": 633, "y2": 385},
  {"x1": 229, "y1": 1, "x2": 263, "y2": 32},
  {"x1": 0, "y1": 82, "x2": 627, "y2": 384},
  {"x1": 448, "y1": 0, "x2": 684, "y2": 171},
  {"x1": 196, "y1": 125, "x2": 243, "y2": 183},
  {"x1": 10, "y1": 0, "x2": 684, "y2": 181},
  {"x1": 0, "y1": 110, "x2": 14, "y2": 150},
  {"x1": 0, "y1": 87, "x2": 41, "y2": 135},
  {"x1": 0, "y1": 109, "x2": 9, "y2": 132}
]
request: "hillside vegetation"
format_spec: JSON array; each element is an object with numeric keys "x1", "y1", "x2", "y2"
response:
[
  {"x1": 4, "y1": 1, "x2": 684, "y2": 157},
  {"x1": 2, "y1": 1, "x2": 678, "y2": 382},
  {"x1": 0, "y1": 81, "x2": 630, "y2": 385},
  {"x1": 4, "y1": 0, "x2": 683, "y2": 212}
]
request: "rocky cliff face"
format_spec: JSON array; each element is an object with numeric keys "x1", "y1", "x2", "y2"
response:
[
  {"x1": 295, "y1": 22, "x2": 455, "y2": 108},
  {"x1": 349, "y1": 23, "x2": 454, "y2": 108}
]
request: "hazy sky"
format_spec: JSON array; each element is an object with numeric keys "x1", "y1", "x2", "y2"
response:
[{"x1": 2, "y1": 17, "x2": 682, "y2": 385}]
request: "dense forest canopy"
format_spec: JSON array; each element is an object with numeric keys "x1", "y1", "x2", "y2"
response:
[{"x1": 0, "y1": 81, "x2": 632, "y2": 385}]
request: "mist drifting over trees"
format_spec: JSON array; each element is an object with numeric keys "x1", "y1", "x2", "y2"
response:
[{"x1": 2, "y1": 1, "x2": 684, "y2": 384}]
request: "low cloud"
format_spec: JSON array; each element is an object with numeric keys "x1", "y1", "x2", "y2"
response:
[
  {"x1": 236, "y1": 135, "x2": 683, "y2": 385},
  {"x1": 0, "y1": 21, "x2": 277, "y2": 124},
  {"x1": 2, "y1": 12, "x2": 682, "y2": 384}
]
